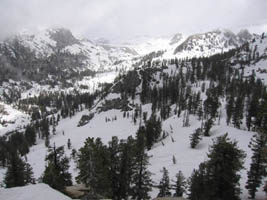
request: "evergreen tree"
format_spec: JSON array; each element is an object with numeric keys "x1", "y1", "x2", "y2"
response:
[
  {"x1": 188, "y1": 162, "x2": 208, "y2": 200},
  {"x1": 188, "y1": 134, "x2": 246, "y2": 200},
  {"x1": 197, "y1": 101, "x2": 203, "y2": 120},
  {"x1": 246, "y1": 95, "x2": 258, "y2": 131},
  {"x1": 108, "y1": 136, "x2": 121, "y2": 199},
  {"x1": 157, "y1": 167, "x2": 172, "y2": 197},
  {"x1": 206, "y1": 134, "x2": 245, "y2": 200},
  {"x1": 24, "y1": 125, "x2": 36, "y2": 146},
  {"x1": 226, "y1": 95, "x2": 234, "y2": 125},
  {"x1": 232, "y1": 96, "x2": 244, "y2": 129},
  {"x1": 24, "y1": 162, "x2": 35, "y2": 185},
  {"x1": 52, "y1": 123, "x2": 56, "y2": 135},
  {"x1": 264, "y1": 181, "x2": 267, "y2": 196},
  {"x1": 145, "y1": 115, "x2": 162, "y2": 150},
  {"x1": 204, "y1": 91, "x2": 220, "y2": 120},
  {"x1": 76, "y1": 138, "x2": 111, "y2": 198},
  {"x1": 42, "y1": 145, "x2": 72, "y2": 192},
  {"x1": 118, "y1": 136, "x2": 136, "y2": 199},
  {"x1": 203, "y1": 118, "x2": 213, "y2": 136},
  {"x1": 4, "y1": 155, "x2": 25, "y2": 188},
  {"x1": 246, "y1": 132, "x2": 267, "y2": 199},
  {"x1": 190, "y1": 128, "x2": 202, "y2": 148},
  {"x1": 45, "y1": 136, "x2": 50, "y2": 148},
  {"x1": 173, "y1": 170, "x2": 186, "y2": 197},
  {"x1": 67, "y1": 138, "x2": 71, "y2": 150},
  {"x1": 4, "y1": 153, "x2": 27, "y2": 188},
  {"x1": 131, "y1": 128, "x2": 152, "y2": 200}
]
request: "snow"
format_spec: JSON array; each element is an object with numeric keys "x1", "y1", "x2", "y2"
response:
[
  {"x1": 10, "y1": 101, "x2": 264, "y2": 199},
  {"x1": 233, "y1": 34, "x2": 267, "y2": 84},
  {"x1": 0, "y1": 102, "x2": 30, "y2": 136},
  {"x1": 147, "y1": 114, "x2": 264, "y2": 199},
  {"x1": 243, "y1": 59, "x2": 267, "y2": 83},
  {"x1": 1, "y1": 29, "x2": 267, "y2": 199},
  {"x1": 0, "y1": 184, "x2": 71, "y2": 200},
  {"x1": 116, "y1": 29, "x2": 248, "y2": 61},
  {"x1": 6, "y1": 28, "x2": 137, "y2": 74},
  {"x1": 19, "y1": 71, "x2": 119, "y2": 100},
  {"x1": 26, "y1": 108, "x2": 140, "y2": 182},
  {"x1": 75, "y1": 71, "x2": 119, "y2": 93}
]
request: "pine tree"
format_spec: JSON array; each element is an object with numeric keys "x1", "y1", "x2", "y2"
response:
[
  {"x1": 67, "y1": 138, "x2": 71, "y2": 150},
  {"x1": 4, "y1": 153, "x2": 26, "y2": 188},
  {"x1": 188, "y1": 162, "x2": 208, "y2": 200},
  {"x1": 157, "y1": 167, "x2": 172, "y2": 197},
  {"x1": 232, "y1": 96, "x2": 244, "y2": 129},
  {"x1": 52, "y1": 123, "x2": 56, "y2": 135},
  {"x1": 24, "y1": 125, "x2": 36, "y2": 146},
  {"x1": 204, "y1": 91, "x2": 220, "y2": 120},
  {"x1": 118, "y1": 136, "x2": 136, "y2": 199},
  {"x1": 24, "y1": 162, "x2": 35, "y2": 185},
  {"x1": 4, "y1": 153, "x2": 34, "y2": 188},
  {"x1": 108, "y1": 136, "x2": 121, "y2": 199},
  {"x1": 264, "y1": 181, "x2": 267, "y2": 195},
  {"x1": 206, "y1": 134, "x2": 246, "y2": 200},
  {"x1": 172, "y1": 155, "x2": 177, "y2": 164},
  {"x1": 188, "y1": 134, "x2": 246, "y2": 200},
  {"x1": 145, "y1": 115, "x2": 162, "y2": 150},
  {"x1": 190, "y1": 128, "x2": 202, "y2": 148},
  {"x1": 246, "y1": 132, "x2": 267, "y2": 199},
  {"x1": 246, "y1": 95, "x2": 258, "y2": 131},
  {"x1": 197, "y1": 101, "x2": 203, "y2": 120},
  {"x1": 131, "y1": 128, "x2": 152, "y2": 200},
  {"x1": 42, "y1": 145, "x2": 72, "y2": 192},
  {"x1": 203, "y1": 118, "x2": 213, "y2": 136},
  {"x1": 226, "y1": 95, "x2": 234, "y2": 125},
  {"x1": 45, "y1": 136, "x2": 50, "y2": 148},
  {"x1": 173, "y1": 170, "x2": 186, "y2": 197},
  {"x1": 183, "y1": 109, "x2": 190, "y2": 127},
  {"x1": 76, "y1": 137, "x2": 111, "y2": 198}
]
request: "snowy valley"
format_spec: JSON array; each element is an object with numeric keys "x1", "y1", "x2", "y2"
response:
[{"x1": 0, "y1": 28, "x2": 267, "y2": 200}]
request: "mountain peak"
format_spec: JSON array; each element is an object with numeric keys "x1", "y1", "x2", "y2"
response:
[
  {"x1": 47, "y1": 28, "x2": 79, "y2": 49},
  {"x1": 169, "y1": 33, "x2": 183, "y2": 45}
]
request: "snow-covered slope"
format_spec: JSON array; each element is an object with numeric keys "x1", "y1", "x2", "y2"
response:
[
  {"x1": 115, "y1": 29, "x2": 253, "y2": 60},
  {"x1": 0, "y1": 102, "x2": 30, "y2": 136},
  {"x1": 23, "y1": 103, "x2": 264, "y2": 199},
  {"x1": 0, "y1": 28, "x2": 255, "y2": 102},
  {"x1": 117, "y1": 34, "x2": 184, "y2": 56},
  {"x1": 23, "y1": 40, "x2": 267, "y2": 199},
  {"x1": 172, "y1": 29, "x2": 252, "y2": 58},
  {"x1": 0, "y1": 29, "x2": 266, "y2": 199},
  {"x1": 2, "y1": 28, "x2": 137, "y2": 73},
  {"x1": 233, "y1": 32, "x2": 267, "y2": 83},
  {"x1": 0, "y1": 184, "x2": 71, "y2": 200}
]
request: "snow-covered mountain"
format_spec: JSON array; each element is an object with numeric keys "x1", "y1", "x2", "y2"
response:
[
  {"x1": 0, "y1": 28, "x2": 254, "y2": 86},
  {"x1": 1, "y1": 28, "x2": 267, "y2": 199},
  {"x1": 172, "y1": 29, "x2": 252, "y2": 57},
  {"x1": 112, "y1": 29, "x2": 253, "y2": 60},
  {"x1": 0, "y1": 28, "x2": 137, "y2": 83}
]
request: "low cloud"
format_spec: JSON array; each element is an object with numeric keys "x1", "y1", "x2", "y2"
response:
[{"x1": 0, "y1": 0, "x2": 266, "y2": 40}]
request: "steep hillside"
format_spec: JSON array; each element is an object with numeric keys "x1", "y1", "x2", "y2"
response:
[
  {"x1": 0, "y1": 102, "x2": 30, "y2": 136},
  {"x1": 0, "y1": 28, "x2": 137, "y2": 85},
  {"x1": 120, "y1": 29, "x2": 253, "y2": 60},
  {"x1": 173, "y1": 29, "x2": 252, "y2": 58},
  {"x1": 0, "y1": 30, "x2": 266, "y2": 199}
]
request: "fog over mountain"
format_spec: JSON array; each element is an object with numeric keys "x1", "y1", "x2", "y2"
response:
[
  {"x1": 0, "y1": 0, "x2": 267, "y2": 40},
  {"x1": 1, "y1": 1, "x2": 267, "y2": 200}
]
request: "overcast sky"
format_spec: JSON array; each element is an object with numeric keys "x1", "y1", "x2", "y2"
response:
[{"x1": 0, "y1": 0, "x2": 267, "y2": 40}]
